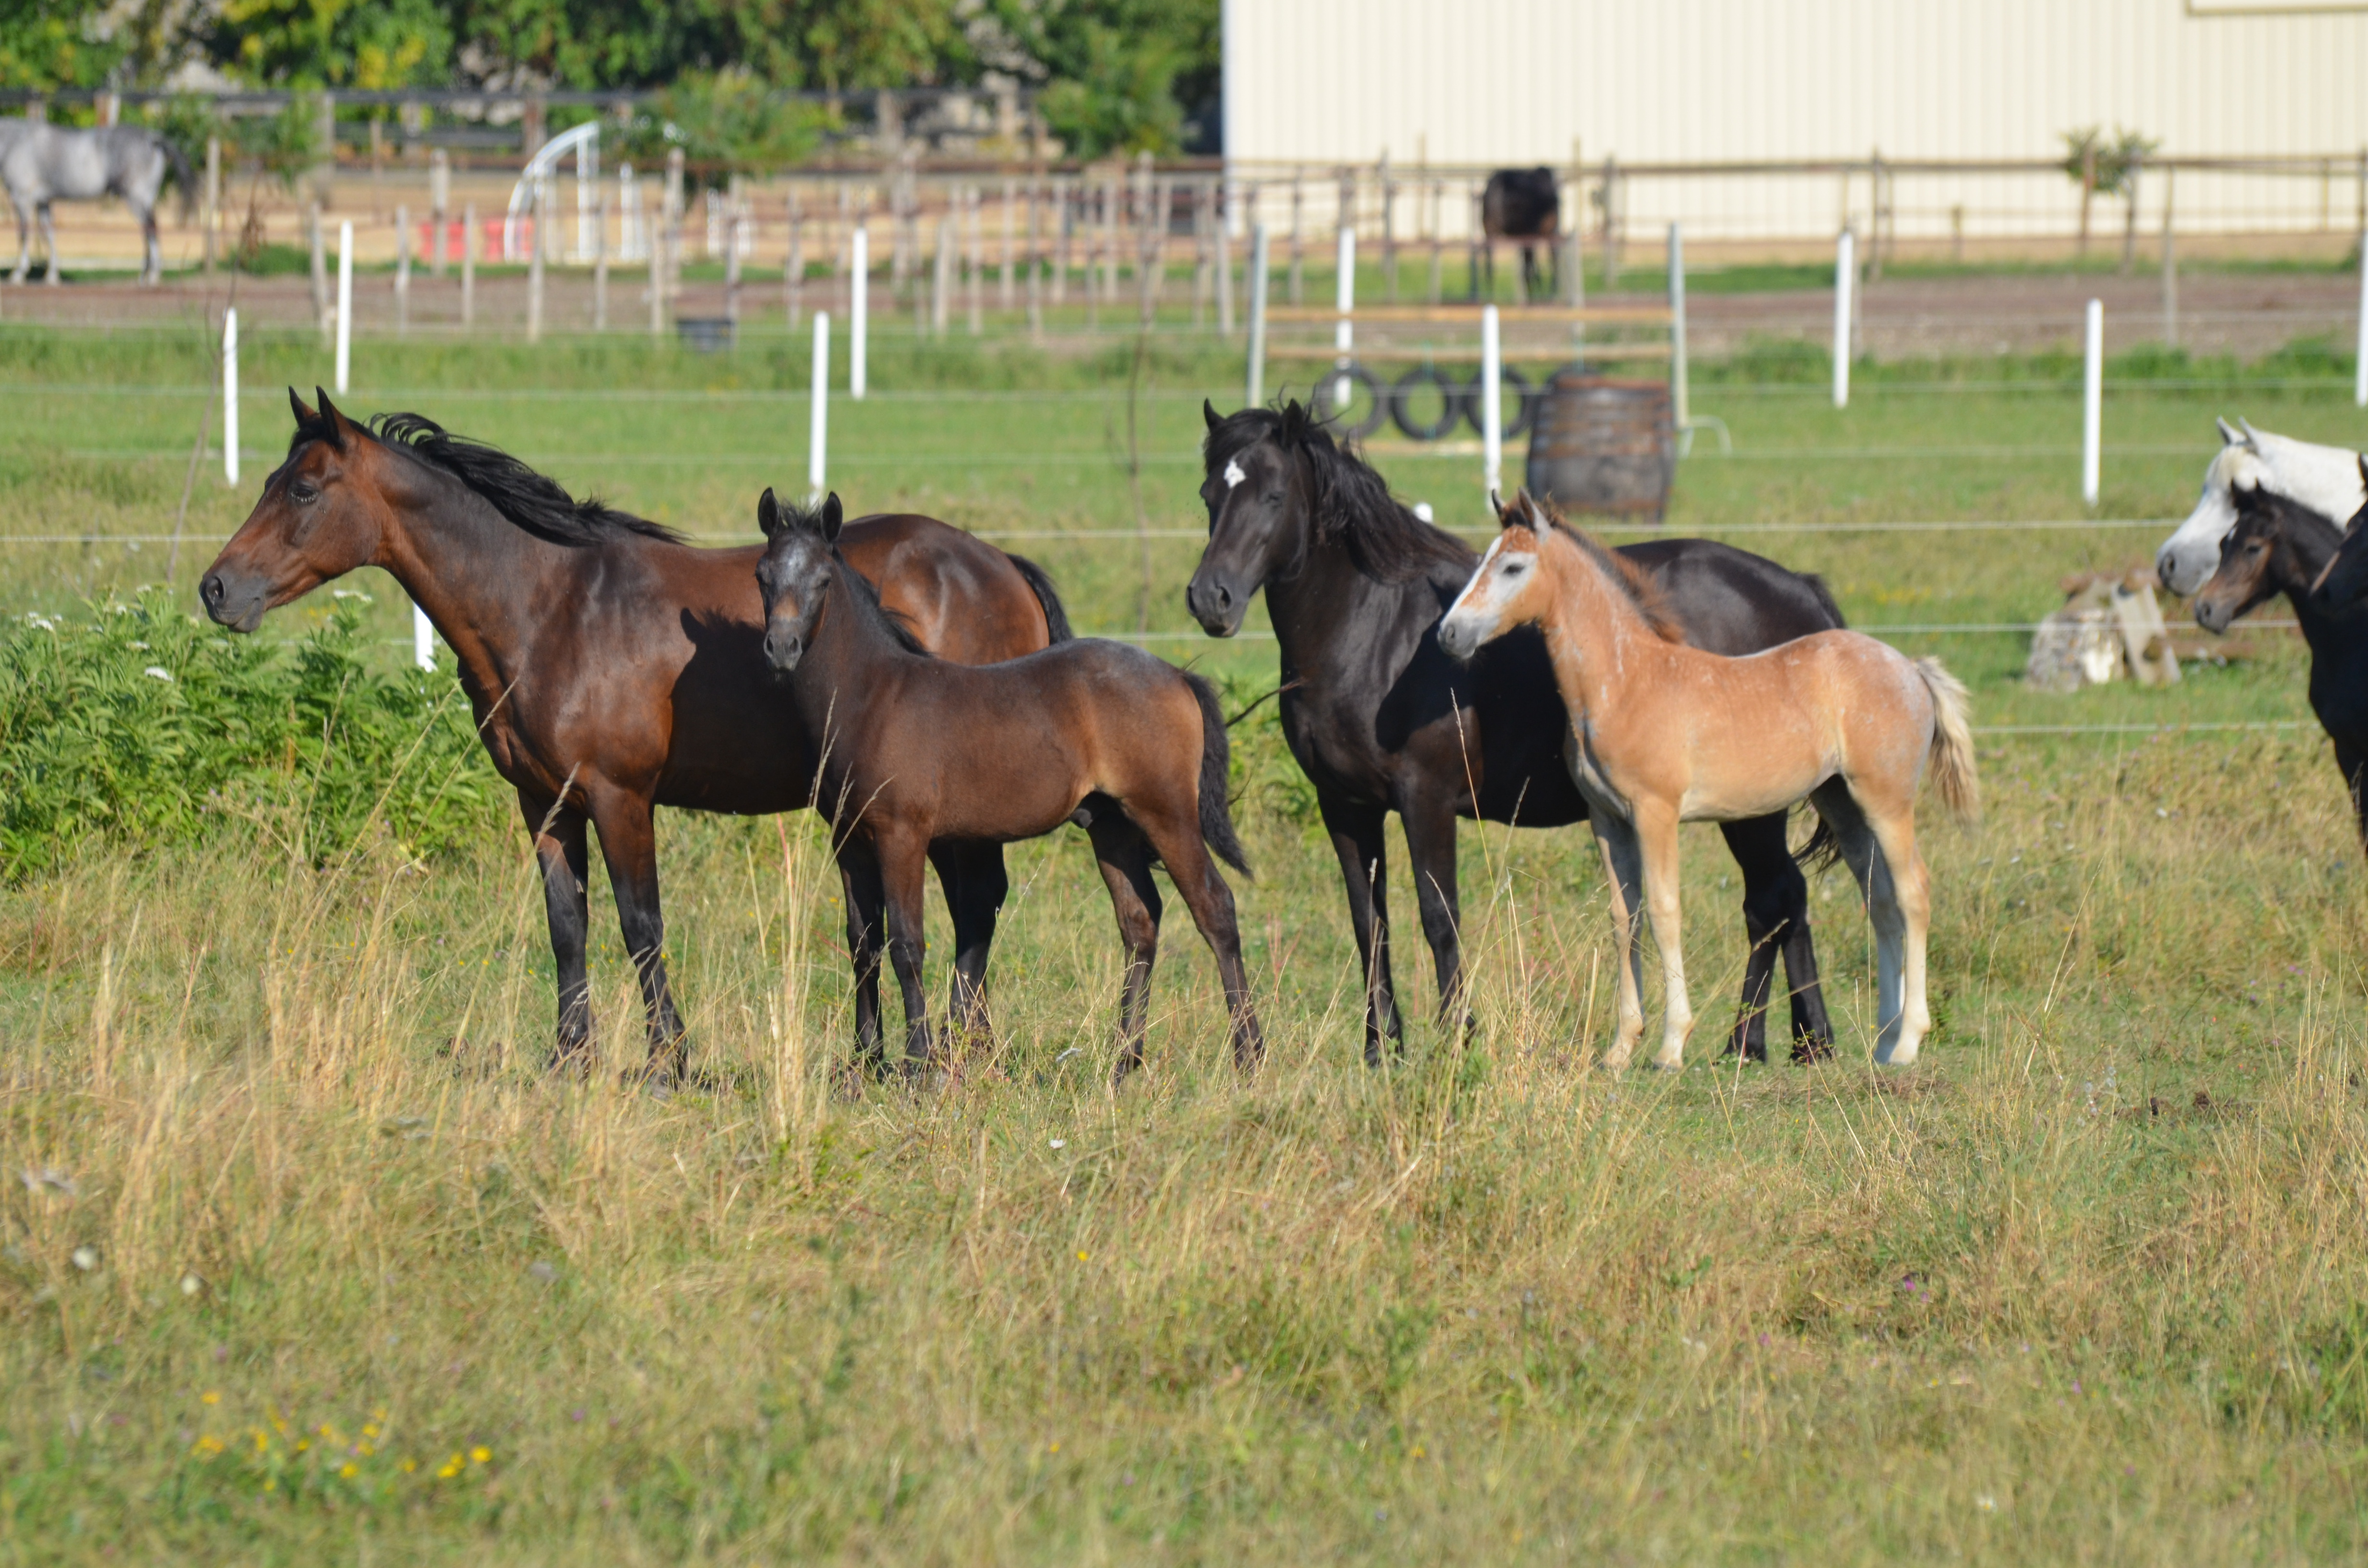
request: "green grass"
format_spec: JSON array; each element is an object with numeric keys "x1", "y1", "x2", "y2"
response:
[{"x1": 2, "y1": 324, "x2": 2367, "y2": 1562}]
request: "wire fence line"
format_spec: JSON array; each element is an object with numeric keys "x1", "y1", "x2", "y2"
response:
[{"x1": 0, "y1": 518, "x2": 2192, "y2": 548}]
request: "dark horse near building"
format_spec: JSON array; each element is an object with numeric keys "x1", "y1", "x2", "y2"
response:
[
  {"x1": 2196, "y1": 475, "x2": 2368, "y2": 849},
  {"x1": 1478, "y1": 167, "x2": 1561, "y2": 303},
  {"x1": 1186, "y1": 401, "x2": 1845, "y2": 1065},
  {"x1": 201, "y1": 391, "x2": 1069, "y2": 1084}
]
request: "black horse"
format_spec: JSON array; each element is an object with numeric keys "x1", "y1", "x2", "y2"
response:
[
  {"x1": 2305, "y1": 455, "x2": 2368, "y2": 610},
  {"x1": 2196, "y1": 480, "x2": 2368, "y2": 846},
  {"x1": 1478, "y1": 167, "x2": 1560, "y2": 303},
  {"x1": 1186, "y1": 401, "x2": 1843, "y2": 1064}
]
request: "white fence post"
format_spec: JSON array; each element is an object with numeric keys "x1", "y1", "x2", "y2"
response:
[
  {"x1": 1245, "y1": 222, "x2": 1270, "y2": 407},
  {"x1": 1333, "y1": 224, "x2": 1356, "y2": 410},
  {"x1": 1667, "y1": 221, "x2": 1689, "y2": 431},
  {"x1": 2355, "y1": 244, "x2": 2367, "y2": 408},
  {"x1": 1482, "y1": 303, "x2": 1503, "y2": 498},
  {"x1": 851, "y1": 227, "x2": 869, "y2": 400},
  {"x1": 221, "y1": 307, "x2": 239, "y2": 486},
  {"x1": 334, "y1": 220, "x2": 353, "y2": 394},
  {"x1": 809, "y1": 311, "x2": 831, "y2": 500},
  {"x1": 2083, "y1": 298, "x2": 2104, "y2": 507},
  {"x1": 1831, "y1": 228, "x2": 1853, "y2": 410}
]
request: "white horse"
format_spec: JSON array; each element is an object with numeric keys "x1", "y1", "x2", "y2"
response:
[
  {"x1": 0, "y1": 120, "x2": 192, "y2": 286},
  {"x1": 2155, "y1": 418, "x2": 2366, "y2": 596}
]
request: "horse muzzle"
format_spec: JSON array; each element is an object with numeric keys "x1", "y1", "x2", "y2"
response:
[
  {"x1": 198, "y1": 567, "x2": 269, "y2": 634},
  {"x1": 2191, "y1": 594, "x2": 2235, "y2": 635},
  {"x1": 1436, "y1": 612, "x2": 1485, "y2": 661},
  {"x1": 1185, "y1": 573, "x2": 1247, "y2": 637},
  {"x1": 762, "y1": 624, "x2": 804, "y2": 673}
]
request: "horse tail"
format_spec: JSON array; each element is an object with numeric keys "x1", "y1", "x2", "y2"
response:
[
  {"x1": 1005, "y1": 552, "x2": 1073, "y2": 644},
  {"x1": 1793, "y1": 806, "x2": 1842, "y2": 874},
  {"x1": 1184, "y1": 671, "x2": 1252, "y2": 877},
  {"x1": 1913, "y1": 656, "x2": 1981, "y2": 826},
  {"x1": 156, "y1": 130, "x2": 197, "y2": 223}
]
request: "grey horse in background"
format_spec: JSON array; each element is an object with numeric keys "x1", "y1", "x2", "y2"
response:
[{"x1": 0, "y1": 120, "x2": 194, "y2": 285}]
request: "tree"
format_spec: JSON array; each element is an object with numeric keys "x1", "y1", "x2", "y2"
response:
[
  {"x1": 204, "y1": 0, "x2": 454, "y2": 88},
  {"x1": 977, "y1": 0, "x2": 1220, "y2": 158}
]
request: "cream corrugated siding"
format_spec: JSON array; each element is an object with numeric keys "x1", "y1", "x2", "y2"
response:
[{"x1": 1224, "y1": 0, "x2": 2368, "y2": 238}]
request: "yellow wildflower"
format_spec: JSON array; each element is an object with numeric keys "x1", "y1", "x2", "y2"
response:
[{"x1": 470, "y1": 1446, "x2": 491, "y2": 1464}]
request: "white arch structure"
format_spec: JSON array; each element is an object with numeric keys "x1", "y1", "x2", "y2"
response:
[{"x1": 504, "y1": 120, "x2": 601, "y2": 262}]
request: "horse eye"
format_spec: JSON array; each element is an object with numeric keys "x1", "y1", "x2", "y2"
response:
[{"x1": 289, "y1": 481, "x2": 318, "y2": 504}]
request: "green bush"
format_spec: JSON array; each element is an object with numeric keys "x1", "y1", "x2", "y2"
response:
[{"x1": 0, "y1": 590, "x2": 503, "y2": 877}]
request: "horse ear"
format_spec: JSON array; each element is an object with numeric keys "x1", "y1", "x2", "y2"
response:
[
  {"x1": 820, "y1": 492, "x2": 843, "y2": 541},
  {"x1": 1203, "y1": 398, "x2": 1222, "y2": 433},
  {"x1": 312, "y1": 387, "x2": 349, "y2": 449},
  {"x1": 757, "y1": 487, "x2": 781, "y2": 539},
  {"x1": 2238, "y1": 417, "x2": 2262, "y2": 446},
  {"x1": 2216, "y1": 416, "x2": 2243, "y2": 447},
  {"x1": 288, "y1": 386, "x2": 317, "y2": 427}
]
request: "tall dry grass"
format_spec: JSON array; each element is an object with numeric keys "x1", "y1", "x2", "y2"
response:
[{"x1": 3, "y1": 717, "x2": 2367, "y2": 1562}]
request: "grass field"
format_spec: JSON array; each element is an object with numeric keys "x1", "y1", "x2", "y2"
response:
[{"x1": 3, "y1": 319, "x2": 2368, "y2": 1562}]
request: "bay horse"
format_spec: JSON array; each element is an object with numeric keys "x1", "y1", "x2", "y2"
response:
[
  {"x1": 200, "y1": 390, "x2": 1069, "y2": 1084},
  {"x1": 1186, "y1": 400, "x2": 1844, "y2": 1066},
  {"x1": 1440, "y1": 492, "x2": 1978, "y2": 1071},
  {"x1": 0, "y1": 120, "x2": 193, "y2": 285},
  {"x1": 755, "y1": 490, "x2": 1261, "y2": 1084},
  {"x1": 2194, "y1": 476, "x2": 2368, "y2": 848}
]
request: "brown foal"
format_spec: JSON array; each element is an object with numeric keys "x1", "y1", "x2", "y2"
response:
[
  {"x1": 1439, "y1": 493, "x2": 1978, "y2": 1070},
  {"x1": 755, "y1": 490, "x2": 1263, "y2": 1084}
]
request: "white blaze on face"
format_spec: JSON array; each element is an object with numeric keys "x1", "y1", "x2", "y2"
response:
[{"x1": 1222, "y1": 457, "x2": 1247, "y2": 490}]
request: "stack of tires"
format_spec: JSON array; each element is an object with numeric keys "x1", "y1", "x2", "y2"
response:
[{"x1": 1309, "y1": 363, "x2": 1540, "y2": 443}]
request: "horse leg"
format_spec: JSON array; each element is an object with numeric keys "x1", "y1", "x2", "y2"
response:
[
  {"x1": 587, "y1": 791, "x2": 690, "y2": 1086},
  {"x1": 1860, "y1": 800, "x2": 1930, "y2": 1066},
  {"x1": 1632, "y1": 802, "x2": 1694, "y2": 1070},
  {"x1": 520, "y1": 790, "x2": 595, "y2": 1074},
  {"x1": 1400, "y1": 788, "x2": 1472, "y2": 1041},
  {"x1": 1591, "y1": 811, "x2": 1651, "y2": 1069},
  {"x1": 1133, "y1": 812, "x2": 1264, "y2": 1075},
  {"x1": 1777, "y1": 815, "x2": 1838, "y2": 1062},
  {"x1": 1318, "y1": 791, "x2": 1402, "y2": 1064},
  {"x1": 39, "y1": 203, "x2": 58, "y2": 285},
  {"x1": 8, "y1": 196, "x2": 27, "y2": 284},
  {"x1": 137, "y1": 200, "x2": 159, "y2": 286},
  {"x1": 2338, "y1": 741, "x2": 2368, "y2": 854},
  {"x1": 1717, "y1": 814, "x2": 1792, "y2": 1063},
  {"x1": 1085, "y1": 814, "x2": 1164, "y2": 1084},
  {"x1": 837, "y1": 847, "x2": 890, "y2": 1079},
  {"x1": 1811, "y1": 781, "x2": 1895, "y2": 1059},
  {"x1": 930, "y1": 838, "x2": 1006, "y2": 1053},
  {"x1": 858, "y1": 826, "x2": 934, "y2": 1078}
]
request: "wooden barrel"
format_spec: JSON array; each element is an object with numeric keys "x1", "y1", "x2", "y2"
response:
[{"x1": 1524, "y1": 374, "x2": 1675, "y2": 522}]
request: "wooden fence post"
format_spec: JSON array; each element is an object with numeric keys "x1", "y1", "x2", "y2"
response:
[
  {"x1": 461, "y1": 202, "x2": 476, "y2": 326},
  {"x1": 395, "y1": 204, "x2": 411, "y2": 334}
]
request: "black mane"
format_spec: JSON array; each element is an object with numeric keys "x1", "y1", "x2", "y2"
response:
[
  {"x1": 830, "y1": 546, "x2": 932, "y2": 656},
  {"x1": 358, "y1": 412, "x2": 685, "y2": 547},
  {"x1": 1204, "y1": 402, "x2": 1473, "y2": 583}
]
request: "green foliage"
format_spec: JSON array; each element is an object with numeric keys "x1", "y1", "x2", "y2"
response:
[
  {"x1": 617, "y1": 67, "x2": 826, "y2": 180},
  {"x1": 221, "y1": 98, "x2": 321, "y2": 190},
  {"x1": 0, "y1": 0, "x2": 123, "y2": 89},
  {"x1": 208, "y1": 0, "x2": 454, "y2": 88},
  {"x1": 2061, "y1": 126, "x2": 2161, "y2": 197},
  {"x1": 987, "y1": 0, "x2": 1220, "y2": 157},
  {"x1": 0, "y1": 591, "x2": 503, "y2": 878}
]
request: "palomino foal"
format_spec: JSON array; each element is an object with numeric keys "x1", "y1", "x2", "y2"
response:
[{"x1": 1439, "y1": 494, "x2": 1978, "y2": 1069}]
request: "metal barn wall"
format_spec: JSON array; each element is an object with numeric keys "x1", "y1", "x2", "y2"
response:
[{"x1": 1221, "y1": 0, "x2": 2368, "y2": 242}]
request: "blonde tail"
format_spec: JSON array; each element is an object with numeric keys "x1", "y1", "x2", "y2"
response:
[{"x1": 1914, "y1": 657, "x2": 1981, "y2": 825}]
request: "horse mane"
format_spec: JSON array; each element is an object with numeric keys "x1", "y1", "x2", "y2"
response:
[
  {"x1": 1204, "y1": 402, "x2": 1472, "y2": 582},
  {"x1": 359, "y1": 412, "x2": 686, "y2": 547},
  {"x1": 1525, "y1": 497, "x2": 1685, "y2": 643}
]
